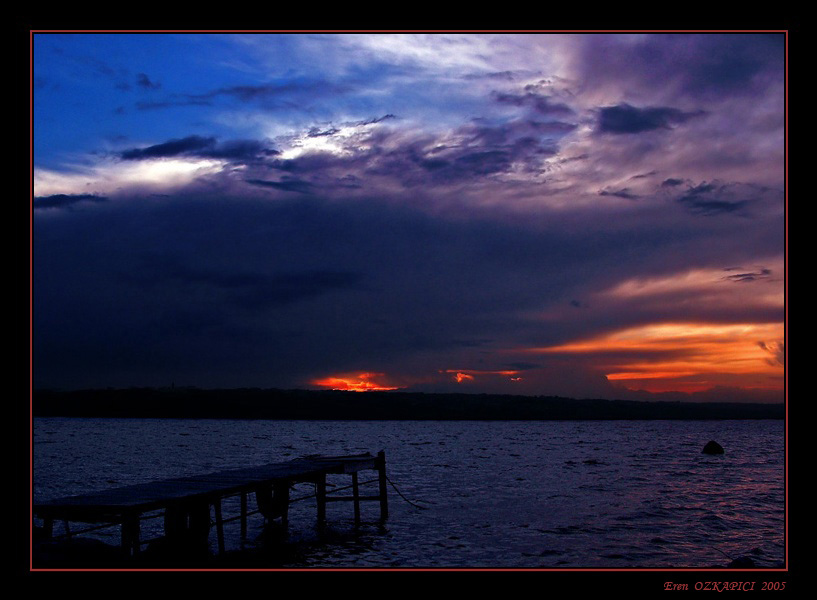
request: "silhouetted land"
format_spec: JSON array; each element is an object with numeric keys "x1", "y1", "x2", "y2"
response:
[{"x1": 33, "y1": 388, "x2": 784, "y2": 420}]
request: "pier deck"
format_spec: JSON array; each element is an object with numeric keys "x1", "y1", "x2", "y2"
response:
[{"x1": 33, "y1": 451, "x2": 388, "y2": 559}]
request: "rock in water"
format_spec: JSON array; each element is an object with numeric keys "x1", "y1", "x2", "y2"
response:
[
  {"x1": 728, "y1": 556, "x2": 755, "y2": 568},
  {"x1": 702, "y1": 440, "x2": 724, "y2": 455}
]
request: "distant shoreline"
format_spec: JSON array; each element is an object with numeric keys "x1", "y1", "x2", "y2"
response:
[{"x1": 32, "y1": 388, "x2": 785, "y2": 420}]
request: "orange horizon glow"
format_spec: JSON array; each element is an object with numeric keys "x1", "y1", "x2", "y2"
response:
[
  {"x1": 442, "y1": 369, "x2": 522, "y2": 384},
  {"x1": 530, "y1": 321, "x2": 784, "y2": 393},
  {"x1": 610, "y1": 377, "x2": 783, "y2": 394},
  {"x1": 311, "y1": 372, "x2": 401, "y2": 392}
]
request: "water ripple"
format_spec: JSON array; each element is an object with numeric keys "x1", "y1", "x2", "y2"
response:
[{"x1": 33, "y1": 418, "x2": 784, "y2": 568}]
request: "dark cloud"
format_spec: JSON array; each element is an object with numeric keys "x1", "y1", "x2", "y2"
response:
[
  {"x1": 336, "y1": 175, "x2": 362, "y2": 189},
  {"x1": 687, "y1": 183, "x2": 716, "y2": 195},
  {"x1": 463, "y1": 119, "x2": 573, "y2": 147},
  {"x1": 32, "y1": 180, "x2": 783, "y2": 392},
  {"x1": 662, "y1": 178, "x2": 684, "y2": 187},
  {"x1": 250, "y1": 121, "x2": 554, "y2": 191},
  {"x1": 679, "y1": 34, "x2": 785, "y2": 97},
  {"x1": 246, "y1": 178, "x2": 313, "y2": 194},
  {"x1": 357, "y1": 114, "x2": 396, "y2": 126},
  {"x1": 133, "y1": 258, "x2": 365, "y2": 310},
  {"x1": 136, "y1": 73, "x2": 161, "y2": 90},
  {"x1": 34, "y1": 194, "x2": 107, "y2": 210},
  {"x1": 206, "y1": 83, "x2": 300, "y2": 101},
  {"x1": 448, "y1": 150, "x2": 512, "y2": 176},
  {"x1": 558, "y1": 154, "x2": 589, "y2": 165},
  {"x1": 203, "y1": 140, "x2": 279, "y2": 161},
  {"x1": 757, "y1": 340, "x2": 784, "y2": 367},
  {"x1": 295, "y1": 114, "x2": 396, "y2": 141},
  {"x1": 354, "y1": 119, "x2": 566, "y2": 186},
  {"x1": 176, "y1": 114, "x2": 573, "y2": 196},
  {"x1": 463, "y1": 71, "x2": 519, "y2": 81},
  {"x1": 196, "y1": 79, "x2": 348, "y2": 105},
  {"x1": 269, "y1": 151, "x2": 366, "y2": 176},
  {"x1": 121, "y1": 135, "x2": 216, "y2": 160},
  {"x1": 136, "y1": 99, "x2": 213, "y2": 110},
  {"x1": 676, "y1": 182, "x2": 751, "y2": 216},
  {"x1": 67, "y1": 51, "x2": 119, "y2": 78},
  {"x1": 576, "y1": 34, "x2": 784, "y2": 100},
  {"x1": 599, "y1": 188, "x2": 639, "y2": 200},
  {"x1": 493, "y1": 90, "x2": 575, "y2": 117},
  {"x1": 120, "y1": 135, "x2": 277, "y2": 162},
  {"x1": 307, "y1": 126, "x2": 340, "y2": 138},
  {"x1": 133, "y1": 78, "x2": 346, "y2": 113},
  {"x1": 597, "y1": 103, "x2": 704, "y2": 134},
  {"x1": 723, "y1": 268, "x2": 772, "y2": 283},
  {"x1": 373, "y1": 142, "x2": 515, "y2": 185},
  {"x1": 304, "y1": 118, "x2": 395, "y2": 139}
]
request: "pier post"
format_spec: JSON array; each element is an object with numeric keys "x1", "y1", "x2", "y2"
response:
[
  {"x1": 121, "y1": 514, "x2": 140, "y2": 556},
  {"x1": 274, "y1": 482, "x2": 290, "y2": 529},
  {"x1": 352, "y1": 472, "x2": 361, "y2": 526},
  {"x1": 240, "y1": 492, "x2": 248, "y2": 541},
  {"x1": 377, "y1": 450, "x2": 388, "y2": 522},
  {"x1": 213, "y1": 499, "x2": 225, "y2": 556},
  {"x1": 43, "y1": 518, "x2": 53, "y2": 539},
  {"x1": 257, "y1": 483, "x2": 290, "y2": 531}
]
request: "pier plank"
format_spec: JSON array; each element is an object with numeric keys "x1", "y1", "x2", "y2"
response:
[
  {"x1": 33, "y1": 452, "x2": 388, "y2": 560},
  {"x1": 34, "y1": 453, "x2": 382, "y2": 523}
]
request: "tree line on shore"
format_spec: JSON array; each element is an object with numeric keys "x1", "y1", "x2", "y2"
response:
[{"x1": 32, "y1": 387, "x2": 784, "y2": 420}]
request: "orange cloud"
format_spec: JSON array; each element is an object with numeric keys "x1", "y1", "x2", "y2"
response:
[
  {"x1": 311, "y1": 372, "x2": 401, "y2": 391},
  {"x1": 604, "y1": 267, "x2": 781, "y2": 305},
  {"x1": 443, "y1": 369, "x2": 521, "y2": 383},
  {"x1": 529, "y1": 322, "x2": 784, "y2": 393}
]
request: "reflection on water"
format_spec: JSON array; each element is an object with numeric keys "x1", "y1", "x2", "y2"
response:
[{"x1": 33, "y1": 418, "x2": 784, "y2": 568}]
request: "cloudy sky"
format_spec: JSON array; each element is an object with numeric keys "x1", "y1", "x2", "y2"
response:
[{"x1": 32, "y1": 33, "x2": 785, "y2": 402}]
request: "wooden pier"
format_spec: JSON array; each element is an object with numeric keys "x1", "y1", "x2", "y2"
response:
[{"x1": 33, "y1": 451, "x2": 388, "y2": 560}]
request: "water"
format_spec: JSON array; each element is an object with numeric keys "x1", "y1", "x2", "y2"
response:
[{"x1": 32, "y1": 418, "x2": 785, "y2": 568}]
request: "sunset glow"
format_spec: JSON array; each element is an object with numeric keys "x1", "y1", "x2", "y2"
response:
[
  {"x1": 311, "y1": 372, "x2": 401, "y2": 391},
  {"x1": 531, "y1": 322, "x2": 784, "y2": 392},
  {"x1": 30, "y1": 31, "x2": 788, "y2": 573},
  {"x1": 443, "y1": 369, "x2": 522, "y2": 384},
  {"x1": 33, "y1": 33, "x2": 784, "y2": 404}
]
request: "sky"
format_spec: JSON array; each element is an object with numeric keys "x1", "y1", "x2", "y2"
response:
[{"x1": 31, "y1": 32, "x2": 786, "y2": 402}]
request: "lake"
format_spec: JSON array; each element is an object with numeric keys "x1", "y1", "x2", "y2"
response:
[{"x1": 32, "y1": 418, "x2": 785, "y2": 568}]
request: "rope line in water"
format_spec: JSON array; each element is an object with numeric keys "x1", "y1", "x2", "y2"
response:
[
  {"x1": 298, "y1": 474, "x2": 429, "y2": 511},
  {"x1": 713, "y1": 547, "x2": 733, "y2": 560},
  {"x1": 386, "y1": 475, "x2": 429, "y2": 510}
]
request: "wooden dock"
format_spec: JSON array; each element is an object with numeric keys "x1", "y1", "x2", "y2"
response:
[{"x1": 33, "y1": 451, "x2": 388, "y2": 559}]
